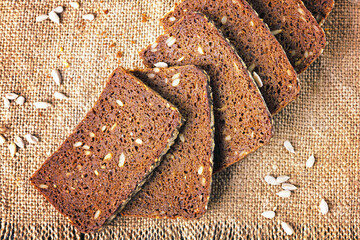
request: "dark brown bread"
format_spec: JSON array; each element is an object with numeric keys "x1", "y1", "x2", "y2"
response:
[
  {"x1": 302, "y1": 0, "x2": 334, "y2": 25},
  {"x1": 122, "y1": 65, "x2": 214, "y2": 219},
  {"x1": 30, "y1": 67, "x2": 183, "y2": 233},
  {"x1": 140, "y1": 13, "x2": 273, "y2": 172},
  {"x1": 246, "y1": 0, "x2": 326, "y2": 73},
  {"x1": 160, "y1": 0, "x2": 300, "y2": 115}
]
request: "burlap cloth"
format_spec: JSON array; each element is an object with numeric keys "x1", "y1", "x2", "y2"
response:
[{"x1": 0, "y1": 0, "x2": 359, "y2": 239}]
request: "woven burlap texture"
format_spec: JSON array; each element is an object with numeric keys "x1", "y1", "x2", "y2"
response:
[{"x1": 0, "y1": 0, "x2": 359, "y2": 239}]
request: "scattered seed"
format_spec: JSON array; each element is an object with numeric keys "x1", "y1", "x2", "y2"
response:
[
  {"x1": 261, "y1": 211, "x2": 275, "y2": 219},
  {"x1": 284, "y1": 140, "x2": 295, "y2": 153},
  {"x1": 169, "y1": 17, "x2": 176, "y2": 22},
  {"x1": 154, "y1": 62, "x2": 168, "y2": 68},
  {"x1": 101, "y1": 126, "x2": 106, "y2": 132},
  {"x1": 116, "y1": 100, "x2": 124, "y2": 107},
  {"x1": 73, "y1": 141, "x2": 83, "y2": 147},
  {"x1": 276, "y1": 190, "x2": 291, "y2": 198},
  {"x1": 297, "y1": 8, "x2": 305, "y2": 15},
  {"x1": 3, "y1": 97, "x2": 10, "y2": 108},
  {"x1": 104, "y1": 152, "x2": 113, "y2": 161},
  {"x1": 252, "y1": 72, "x2": 263, "y2": 88},
  {"x1": 276, "y1": 175, "x2": 290, "y2": 184},
  {"x1": 177, "y1": 56, "x2": 185, "y2": 62},
  {"x1": 51, "y1": 69, "x2": 62, "y2": 85},
  {"x1": 153, "y1": 68, "x2": 160, "y2": 73},
  {"x1": 306, "y1": 154, "x2": 315, "y2": 168},
  {"x1": 198, "y1": 166, "x2": 204, "y2": 175},
  {"x1": 179, "y1": 134, "x2": 185, "y2": 143},
  {"x1": 14, "y1": 136, "x2": 25, "y2": 148},
  {"x1": 249, "y1": 20, "x2": 254, "y2": 27},
  {"x1": 281, "y1": 221, "x2": 294, "y2": 235},
  {"x1": 25, "y1": 134, "x2": 39, "y2": 144},
  {"x1": 221, "y1": 16, "x2": 227, "y2": 24},
  {"x1": 0, "y1": 126, "x2": 8, "y2": 134},
  {"x1": 248, "y1": 63, "x2": 256, "y2": 72},
  {"x1": 53, "y1": 6, "x2": 64, "y2": 13},
  {"x1": 265, "y1": 175, "x2": 278, "y2": 185},
  {"x1": 135, "y1": 139, "x2": 143, "y2": 145},
  {"x1": 5, "y1": 93, "x2": 18, "y2": 100},
  {"x1": 94, "y1": 210, "x2": 101, "y2": 219},
  {"x1": 282, "y1": 183, "x2": 297, "y2": 191},
  {"x1": 147, "y1": 73, "x2": 156, "y2": 79},
  {"x1": 271, "y1": 29, "x2": 282, "y2": 35},
  {"x1": 166, "y1": 36, "x2": 176, "y2": 47},
  {"x1": 54, "y1": 92, "x2": 68, "y2": 100},
  {"x1": 69, "y1": 1, "x2": 80, "y2": 9},
  {"x1": 15, "y1": 96, "x2": 25, "y2": 105},
  {"x1": 225, "y1": 135, "x2": 232, "y2": 141},
  {"x1": 198, "y1": 45, "x2": 205, "y2": 55},
  {"x1": 36, "y1": 15, "x2": 49, "y2": 22},
  {"x1": 94, "y1": 170, "x2": 99, "y2": 176},
  {"x1": 119, "y1": 153, "x2": 125, "y2": 167},
  {"x1": 49, "y1": 11, "x2": 60, "y2": 24},
  {"x1": 172, "y1": 78, "x2": 180, "y2": 87},
  {"x1": 83, "y1": 145, "x2": 90, "y2": 150},
  {"x1": 89, "y1": 132, "x2": 95, "y2": 138},
  {"x1": 320, "y1": 199, "x2": 329, "y2": 214},
  {"x1": 34, "y1": 102, "x2": 52, "y2": 109},
  {"x1": 0, "y1": 134, "x2": 6, "y2": 144},
  {"x1": 110, "y1": 123, "x2": 117, "y2": 131},
  {"x1": 9, "y1": 142, "x2": 17, "y2": 158},
  {"x1": 82, "y1": 14, "x2": 95, "y2": 21},
  {"x1": 39, "y1": 184, "x2": 49, "y2": 189}
]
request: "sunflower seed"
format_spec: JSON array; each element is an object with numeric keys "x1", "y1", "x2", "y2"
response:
[
  {"x1": 36, "y1": 15, "x2": 49, "y2": 22},
  {"x1": 172, "y1": 78, "x2": 180, "y2": 87},
  {"x1": 82, "y1": 14, "x2": 95, "y2": 21},
  {"x1": 94, "y1": 210, "x2": 101, "y2": 219},
  {"x1": 169, "y1": 17, "x2": 176, "y2": 22},
  {"x1": 252, "y1": 72, "x2": 263, "y2": 88},
  {"x1": 3, "y1": 97, "x2": 10, "y2": 108},
  {"x1": 248, "y1": 63, "x2": 256, "y2": 72},
  {"x1": 198, "y1": 45, "x2": 205, "y2": 55},
  {"x1": 284, "y1": 140, "x2": 295, "y2": 153},
  {"x1": 276, "y1": 190, "x2": 291, "y2": 198},
  {"x1": 49, "y1": 11, "x2": 60, "y2": 24},
  {"x1": 319, "y1": 199, "x2": 329, "y2": 214},
  {"x1": 15, "y1": 96, "x2": 25, "y2": 105},
  {"x1": 281, "y1": 221, "x2": 294, "y2": 235},
  {"x1": 0, "y1": 135, "x2": 6, "y2": 144},
  {"x1": 9, "y1": 142, "x2": 16, "y2": 158},
  {"x1": 135, "y1": 139, "x2": 143, "y2": 145},
  {"x1": 5, "y1": 93, "x2": 18, "y2": 100},
  {"x1": 265, "y1": 175, "x2": 278, "y2": 185},
  {"x1": 119, "y1": 153, "x2": 126, "y2": 167},
  {"x1": 70, "y1": 1, "x2": 80, "y2": 9},
  {"x1": 104, "y1": 153, "x2": 113, "y2": 161},
  {"x1": 282, "y1": 183, "x2": 297, "y2": 191},
  {"x1": 147, "y1": 73, "x2": 156, "y2": 79},
  {"x1": 261, "y1": 211, "x2": 275, "y2": 219},
  {"x1": 306, "y1": 154, "x2": 315, "y2": 168},
  {"x1": 39, "y1": 184, "x2": 48, "y2": 189},
  {"x1": 53, "y1": 6, "x2": 63, "y2": 13},
  {"x1": 172, "y1": 73, "x2": 181, "y2": 80},
  {"x1": 166, "y1": 36, "x2": 176, "y2": 47},
  {"x1": 276, "y1": 175, "x2": 290, "y2": 184},
  {"x1": 14, "y1": 136, "x2": 25, "y2": 148},
  {"x1": 34, "y1": 102, "x2": 52, "y2": 109},
  {"x1": 116, "y1": 100, "x2": 124, "y2": 107},
  {"x1": 154, "y1": 62, "x2": 168, "y2": 68},
  {"x1": 221, "y1": 16, "x2": 227, "y2": 24},
  {"x1": 73, "y1": 141, "x2": 83, "y2": 147},
  {"x1": 271, "y1": 29, "x2": 282, "y2": 35},
  {"x1": 51, "y1": 69, "x2": 62, "y2": 85},
  {"x1": 25, "y1": 134, "x2": 39, "y2": 144},
  {"x1": 54, "y1": 92, "x2": 68, "y2": 100}
]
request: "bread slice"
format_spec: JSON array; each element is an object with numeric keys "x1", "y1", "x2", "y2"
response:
[
  {"x1": 160, "y1": 0, "x2": 300, "y2": 115},
  {"x1": 302, "y1": 0, "x2": 334, "y2": 25},
  {"x1": 30, "y1": 67, "x2": 183, "y2": 233},
  {"x1": 122, "y1": 65, "x2": 214, "y2": 219},
  {"x1": 140, "y1": 13, "x2": 273, "y2": 172},
  {"x1": 246, "y1": 0, "x2": 326, "y2": 73}
]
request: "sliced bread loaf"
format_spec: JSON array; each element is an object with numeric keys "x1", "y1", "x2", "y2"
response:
[
  {"x1": 302, "y1": 0, "x2": 334, "y2": 25},
  {"x1": 122, "y1": 65, "x2": 214, "y2": 219},
  {"x1": 246, "y1": 0, "x2": 326, "y2": 73},
  {"x1": 160, "y1": 0, "x2": 300, "y2": 114},
  {"x1": 30, "y1": 67, "x2": 183, "y2": 233},
  {"x1": 140, "y1": 13, "x2": 273, "y2": 172}
]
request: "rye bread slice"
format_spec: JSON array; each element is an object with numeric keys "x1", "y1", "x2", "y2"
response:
[
  {"x1": 246, "y1": 0, "x2": 326, "y2": 73},
  {"x1": 160, "y1": 0, "x2": 300, "y2": 115},
  {"x1": 302, "y1": 0, "x2": 334, "y2": 25},
  {"x1": 140, "y1": 13, "x2": 273, "y2": 172},
  {"x1": 122, "y1": 65, "x2": 214, "y2": 219},
  {"x1": 30, "y1": 67, "x2": 183, "y2": 233}
]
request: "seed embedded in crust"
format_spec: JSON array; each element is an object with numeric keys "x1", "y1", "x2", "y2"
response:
[
  {"x1": 135, "y1": 139, "x2": 143, "y2": 145},
  {"x1": 319, "y1": 199, "x2": 329, "y2": 214},
  {"x1": 36, "y1": 15, "x2": 49, "y2": 22},
  {"x1": 15, "y1": 96, "x2": 25, "y2": 105},
  {"x1": 198, "y1": 45, "x2": 205, "y2": 55},
  {"x1": 147, "y1": 73, "x2": 156, "y2": 79},
  {"x1": 198, "y1": 166, "x2": 204, "y2": 175},
  {"x1": 49, "y1": 11, "x2": 60, "y2": 24},
  {"x1": 94, "y1": 210, "x2": 101, "y2": 219},
  {"x1": 225, "y1": 135, "x2": 231, "y2": 141},
  {"x1": 153, "y1": 68, "x2": 160, "y2": 73},
  {"x1": 101, "y1": 126, "x2": 107, "y2": 132},
  {"x1": 116, "y1": 100, "x2": 124, "y2": 107},
  {"x1": 271, "y1": 29, "x2": 282, "y2": 36},
  {"x1": 154, "y1": 62, "x2": 168, "y2": 68},
  {"x1": 169, "y1": 16, "x2": 176, "y2": 22},
  {"x1": 83, "y1": 145, "x2": 90, "y2": 150},
  {"x1": 297, "y1": 8, "x2": 305, "y2": 15},
  {"x1": 284, "y1": 140, "x2": 295, "y2": 153},
  {"x1": 39, "y1": 184, "x2": 49, "y2": 189},
  {"x1": 166, "y1": 36, "x2": 176, "y2": 47},
  {"x1": 82, "y1": 14, "x2": 95, "y2": 21},
  {"x1": 249, "y1": 20, "x2": 254, "y2": 27},
  {"x1": 14, "y1": 136, "x2": 25, "y2": 149},
  {"x1": 281, "y1": 221, "x2": 294, "y2": 235},
  {"x1": 34, "y1": 102, "x2": 52, "y2": 109},
  {"x1": 286, "y1": 69, "x2": 292, "y2": 76},
  {"x1": 73, "y1": 142, "x2": 83, "y2": 147},
  {"x1": 252, "y1": 72, "x2": 263, "y2": 88},
  {"x1": 221, "y1": 16, "x2": 227, "y2": 24},
  {"x1": 177, "y1": 56, "x2": 185, "y2": 62},
  {"x1": 172, "y1": 78, "x2": 180, "y2": 87},
  {"x1": 85, "y1": 151, "x2": 91, "y2": 155},
  {"x1": 306, "y1": 154, "x2": 315, "y2": 168},
  {"x1": 9, "y1": 142, "x2": 17, "y2": 158},
  {"x1": 89, "y1": 132, "x2": 95, "y2": 138},
  {"x1": 119, "y1": 153, "x2": 126, "y2": 167},
  {"x1": 94, "y1": 170, "x2": 99, "y2": 176},
  {"x1": 261, "y1": 211, "x2": 275, "y2": 219},
  {"x1": 179, "y1": 134, "x2": 185, "y2": 143},
  {"x1": 104, "y1": 153, "x2": 113, "y2": 161},
  {"x1": 172, "y1": 73, "x2": 181, "y2": 80},
  {"x1": 248, "y1": 63, "x2": 256, "y2": 72}
]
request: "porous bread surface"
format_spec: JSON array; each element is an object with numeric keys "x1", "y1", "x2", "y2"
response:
[
  {"x1": 122, "y1": 65, "x2": 214, "y2": 219},
  {"x1": 30, "y1": 67, "x2": 183, "y2": 233},
  {"x1": 160, "y1": 0, "x2": 300, "y2": 115},
  {"x1": 302, "y1": 0, "x2": 334, "y2": 25},
  {"x1": 246, "y1": 0, "x2": 326, "y2": 73},
  {"x1": 140, "y1": 13, "x2": 273, "y2": 172}
]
